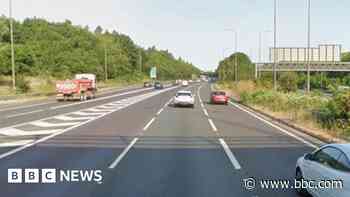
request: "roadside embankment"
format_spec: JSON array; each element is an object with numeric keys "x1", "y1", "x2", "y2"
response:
[{"x1": 215, "y1": 80, "x2": 349, "y2": 143}]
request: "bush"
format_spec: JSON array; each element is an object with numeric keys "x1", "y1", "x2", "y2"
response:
[
  {"x1": 279, "y1": 72, "x2": 298, "y2": 92},
  {"x1": 16, "y1": 75, "x2": 31, "y2": 93}
]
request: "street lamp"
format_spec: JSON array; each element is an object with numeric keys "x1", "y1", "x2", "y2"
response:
[
  {"x1": 9, "y1": 0, "x2": 16, "y2": 89},
  {"x1": 273, "y1": 0, "x2": 277, "y2": 90},
  {"x1": 306, "y1": 0, "x2": 311, "y2": 93},
  {"x1": 224, "y1": 29, "x2": 238, "y2": 82}
]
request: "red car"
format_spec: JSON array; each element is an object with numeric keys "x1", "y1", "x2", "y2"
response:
[{"x1": 210, "y1": 91, "x2": 229, "y2": 105}]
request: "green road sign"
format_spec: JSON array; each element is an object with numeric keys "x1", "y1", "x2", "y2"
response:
[{"x1": 150, "y1": 66, "x2": 157, "y2": 79}]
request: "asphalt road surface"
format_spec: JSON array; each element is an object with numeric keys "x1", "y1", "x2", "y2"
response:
[{"x1": 0, "y1": 82, "x2": 324, "y2": 197}]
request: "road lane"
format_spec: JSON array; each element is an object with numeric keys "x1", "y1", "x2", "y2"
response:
[
  {"x1": 98, "y1": 85, "x2": 248, "y2": 197},
  {"x1": 200, "y1": 83, "x2": 317, "y2": 196}
]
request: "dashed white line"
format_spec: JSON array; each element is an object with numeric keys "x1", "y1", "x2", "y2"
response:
[
  {"x1": 156, "y1": 108, "x2": 164, "y2": 116},
  {"x1": 228, "y1": 101, "x2": 318, "y2": 148},
  {"x1": 6, "y1": 109, "x2": 45, "y2": 118},
  {"x1": 108, "y1": 137, "x2": 139, "y2": 169},
  {"x1": 208, "y1": 118, "x2": 218, "y2": 132},
  {"x1": 143, "y1": 117, "x2": 156, "y2": 131},
  {"x1": 219, "y1": 138, "x2": 242, "y2": 170},
  {"x1": 203, "y1": 108, "x2": 209, "y2": 117}
]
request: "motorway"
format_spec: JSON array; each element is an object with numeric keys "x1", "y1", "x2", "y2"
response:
[{"x1": 0, "y1": 82, "x2": 324, "y2": 197}]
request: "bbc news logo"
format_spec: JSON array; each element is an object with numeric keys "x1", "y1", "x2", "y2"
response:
[{"x1": 8, "y1": 169, "x2": 103, "y2": 184}]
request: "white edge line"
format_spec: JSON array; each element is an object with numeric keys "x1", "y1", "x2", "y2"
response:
[
  {"x1": 229, "y1": 101, "x2": 318, "y2": 149},
  {"x1": 143, "y1": 117, "x2": 156, "y2": 131},
  {"x1": 108, "y1": 137, "x2": 139, "y2": 169},
  {"x1": 6, "y1": 109, "x2": 45, "y2": 118},
  {"x1": 208, "y1": 118, "x2": 218, "y2": 132},
  {"x1": 219, "y1": 138, "x2": 242, "y2": 170},
  {"x1": 0, "y1": 86, "x2": 179, "y2": 160}
]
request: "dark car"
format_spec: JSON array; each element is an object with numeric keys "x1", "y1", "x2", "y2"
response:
[
  {"x1": 144, "y1": 82, "x2": 152, "y2": 88},
  {"x1": 154, "y1": 81, "x2": 164, "y2": 89}
]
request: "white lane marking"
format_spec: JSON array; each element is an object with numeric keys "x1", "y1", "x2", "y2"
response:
[
  {"x1": 96, "y1": 105, "x2": 118, "y2": 109},
  {"x1": 0, "y1": 140, "x2": 34, "y2": 147},
  {"x1": 219, "y1": 138, "x2": 242, "y2": 170},
  {"x1": 50, "y1": 87, "x2": 153, "y2": 110},
  {"x1": 0, "y1": 128, "x2": 61, "y2": 136},
  {"x1": 203, "y1": 108, "x2": 209, "y2": 117},
  {"x1": 54, "y1": 115, "x2": 93, "y2": 121},
  {"x1": 85, "y1": 108, "x2": 115, "y2": 112},
  {"x1": 30, "y1": 120, "x2": 81, "y2": 128},
  {"x1": 143, "y1": 117, "x2": 156, "y2": 131},
  {"x1": 156, "y1": 108, "x2": 164, "y2": 116},
  {"x1": 72, "y1": 111, "x2": 105, "y2": 116},
  {"x1": 108, "y1": 138, "x2": 139, "y2": 169},
  {"x1": 0, "y1": 86, "x2": 179, "y2": 160},
  {"x1": 229, "y1": 101, "x2": 318, "y2": 148},
  {"x1": 0, "y1": 101, "x2": 55, "y2": 112},
  {"x1": 6, "y1": 109, "x2": 45, "y2": 118},
  {"x1": 208, "y1": 118, "x2": 218, "y2": 132}
]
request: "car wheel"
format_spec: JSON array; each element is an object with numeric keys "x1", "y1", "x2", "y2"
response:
[{"x1": 295, "y1": 168, "x2": 308, "y2": 196}]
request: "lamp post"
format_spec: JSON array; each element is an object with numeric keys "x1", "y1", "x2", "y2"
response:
[
  {"x1": 9, "y1": 0, "x2": 16, "y2": 89},
  {"x1": 306, "y1": 0, "x2": 311, "y2": 93},
  {"x1": 273, "y1": 0, "x2": 277, "y2": 90}
]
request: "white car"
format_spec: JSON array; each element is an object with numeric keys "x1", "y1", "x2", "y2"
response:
[
  {"x1": 173, "y1": 90, "x2": 195, "y2": 108},
  {"x1": 296, "y1": 144, "x2": 350, "y2": 197},
  {"x1": 181, "y1": 80, "x2": 189, "y2": 87}
]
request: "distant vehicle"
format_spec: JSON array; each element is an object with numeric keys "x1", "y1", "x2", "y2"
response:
[
  {"x1": 173, "y1": 90, "x2": 195, "y2": 108},
  {"x1": 144, "y1": 81, "x2": 152, "y2": 88},
  {"x1": 182, "y1": 80, "x2": 189, "y2": 87},
  {"x1": 210, "y1": 91, "x2": 229, "y2": 105},
  {"x1": 189, "y1": 80, "x2": 193, "y2": 83},
  {"x1": 56, "y1": 74, "x2": 97, "y2": 101},
  {"x1": 196, "y1": 79, "x2": 201, "y2": 83},
  {"x1": 154, "y1": 81, "x2": 164, "y2": 89},
  {"x1": 296, "y1": 144, "x2": 350, "y2": 197}
]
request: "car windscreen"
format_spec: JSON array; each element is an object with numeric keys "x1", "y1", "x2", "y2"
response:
[
  {"x1": 212, "y1": 92, "x2": 225, "y2": 96},
  {"x1": 176, "y1": 93, "x2": 191, "y2": 97}
]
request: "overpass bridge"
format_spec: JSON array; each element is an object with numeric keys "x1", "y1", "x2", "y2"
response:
[{"x1": 255, "y1": 62, "x2": 350, "y2": 78}]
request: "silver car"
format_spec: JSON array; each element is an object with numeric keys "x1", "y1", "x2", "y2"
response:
[{"x1": 295, "y1": 144, "x2": 350, "y2": 197}]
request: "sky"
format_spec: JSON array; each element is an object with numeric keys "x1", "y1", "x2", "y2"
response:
[{"x1": 0, "y1": 0, "x2": 349, "y2": 71}]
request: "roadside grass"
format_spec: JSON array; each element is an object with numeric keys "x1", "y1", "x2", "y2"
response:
[{"x1": 216, "y1": 80, "x2": 349, "y2": 141}]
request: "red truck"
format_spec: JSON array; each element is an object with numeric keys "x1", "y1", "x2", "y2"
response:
[{"x1": 56, "y1": 74, "x2": 97, "y2": 101}]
